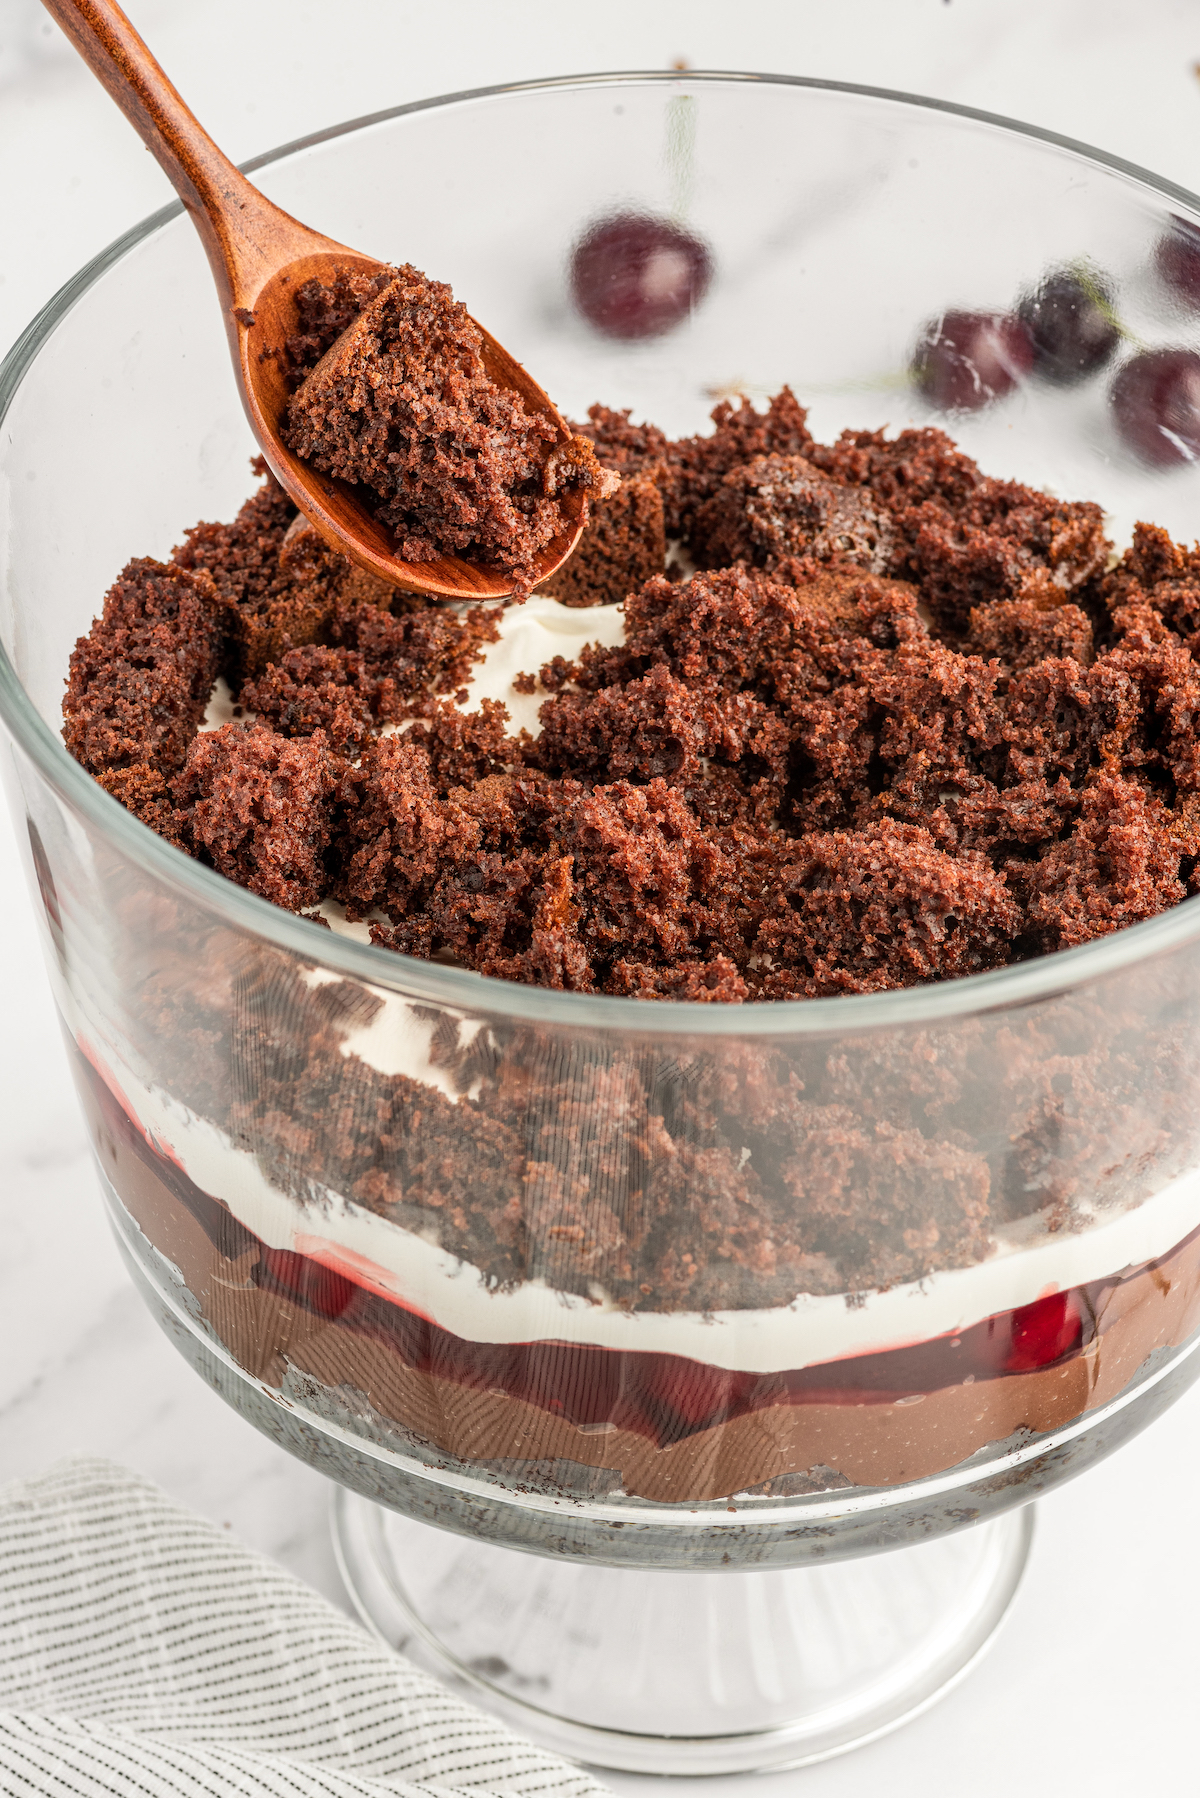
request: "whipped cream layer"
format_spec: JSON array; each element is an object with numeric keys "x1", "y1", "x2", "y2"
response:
[
  {"x1": 460, "y1": 594, "x2": 626, "y2": 734},
  {"x1": 81, "y1": 1027, "x2": 1200, "y2": 1378}
]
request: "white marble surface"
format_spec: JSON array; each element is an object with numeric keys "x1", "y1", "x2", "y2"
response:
[{"x1": 3, "y1": 0, "x2": 1200, "y2": 1788}]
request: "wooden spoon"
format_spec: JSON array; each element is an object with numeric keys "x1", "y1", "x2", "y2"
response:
[{"x1": 42, "y1": 0, "x2": 588, "y2": 600}]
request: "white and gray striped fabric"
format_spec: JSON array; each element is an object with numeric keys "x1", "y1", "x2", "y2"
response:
[{"x1": 0, "y1": 1458, "x2": 608, "y2": 1798}]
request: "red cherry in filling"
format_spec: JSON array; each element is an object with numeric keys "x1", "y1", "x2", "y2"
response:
[
  {"x1": 638, "y1": 1355, "x2": 733, "y2": 1429},
  {"x1": 633, "y1": 1354, "x2": 774, "y2": 1437},
  {"x1": 1111, "y1": 347, "x2": 1200, "y2": 467},
  {"x1": 1003, "y1": 1290, "x2": 1083, "y2": 1373},
  {"x1": 570, "y1": 212, "x2": 713, "y2": 339},
  {"x1": 911, "y1": 310, "x2": 1035, "y2": 411},
  {"x1": 1155, "y1": 217, "x2": 1200, "y2": 310},
  {"x1": 259, "y1": 1246, "x2": 357, "y2": 1320}
]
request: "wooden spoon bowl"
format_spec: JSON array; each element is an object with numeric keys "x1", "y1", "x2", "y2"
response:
[{"x1": 43, "y1": 0, "x2": 588, "y2": 600}]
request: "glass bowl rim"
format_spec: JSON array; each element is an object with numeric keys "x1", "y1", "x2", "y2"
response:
[{"x1": 6, "y1": 65, "x2": 1200, "y2": 1040}]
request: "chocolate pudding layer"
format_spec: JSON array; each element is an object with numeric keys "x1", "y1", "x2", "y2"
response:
[{"x1": 75, "y1": 1038, "x2": 1200, "y2": 1506}]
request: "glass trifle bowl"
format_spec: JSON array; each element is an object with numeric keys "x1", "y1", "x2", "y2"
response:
[{"x1": 6, "y1": 70, "x2": 1200, "y2": 1775}]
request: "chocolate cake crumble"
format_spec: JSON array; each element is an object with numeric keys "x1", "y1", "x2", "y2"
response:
[
  {"x1": 61, "y1": 389, "x2": 1200, "y2": 1320},
  {"x1": 67, "y1": 388, "x2": 1200, "y2": 1005},
  {"x1": 280, "y1": 263, "x2": 613, "y2": 594}
]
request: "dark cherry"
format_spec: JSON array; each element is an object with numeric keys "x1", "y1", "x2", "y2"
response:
[
  {"x1": 570, "y1": 212, "x2": 713, "y2": 340},
  {"x1": 261, "y1": 1245, "x2": 357, "y2": 1319},
  {"x1": 1111, "y1": 347, "x2": 1200, "y2": 467},
  {"x1": 1155, "y1": 216, "x2": 1200, "y2": 310},
  {"x1": 1016, "y1": 267, "x2": 1120, "y2": 386},
  {"x1": 911, "y1": 310, "x2": 1035, "y2": 411},
  {"x1": 640, "y1": 1355, "x2": 762, "y2": 1433}
]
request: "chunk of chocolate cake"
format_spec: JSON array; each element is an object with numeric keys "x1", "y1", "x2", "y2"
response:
[
  {"x1": 63, "y1": 557, "x2": 225, "y2": 779},
  {"x1": 691, "y1": 454, "x2": 894, "y2": 575},
  {"x1": 963, "y1": 594, "x2": 1094, "y2": 672},
  {"x1": 281, "y1": 264, "x2": 614, "y2": 595},
  {"x1": 173, "y1": 722, "x2": 338, "y2": 911},
  {"x1": 172, "y1": 463, "x2": 395, "y2": 681},
  {"x1": 537, "y1": 470, "x2": 666, "y2": 606}
]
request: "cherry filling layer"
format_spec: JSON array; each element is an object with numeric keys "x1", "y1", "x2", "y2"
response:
[
  {"x1": 78, "y1": 1044, "x2": 1192, "y2": 1453},
  {"x1": 250, "y1": 1247, "x2": 1096, "y2": 1448}
]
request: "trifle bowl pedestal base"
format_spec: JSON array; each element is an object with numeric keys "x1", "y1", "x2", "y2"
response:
[
  {"x1": 330, "y1": 1490, "x2": 1033, "y2": 1776},
  {"x1": 99, "y1": 1166, "x2": 1199, "y2": 1775}
]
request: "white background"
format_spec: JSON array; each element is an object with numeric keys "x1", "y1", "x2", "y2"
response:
[{"x1": 2, "y1": 2, "x2": 1199, "y2": 1790}]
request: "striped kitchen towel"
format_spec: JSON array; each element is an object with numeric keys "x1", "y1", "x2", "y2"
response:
[{"x1": 0, "y1": 1458, "x2": 608, "y2": 1798}]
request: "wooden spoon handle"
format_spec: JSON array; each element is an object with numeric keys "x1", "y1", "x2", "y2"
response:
[{"x1": 41, "y1": 0, "x2": 326, "y2": 308}]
